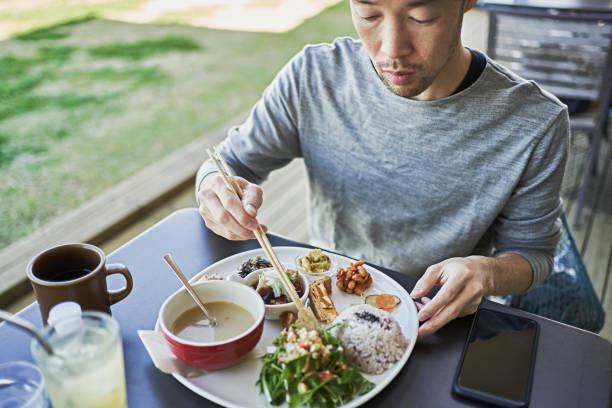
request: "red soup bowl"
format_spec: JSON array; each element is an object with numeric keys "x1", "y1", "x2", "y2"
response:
[{"x1": 159, "y1": 280, "x2": 265, "y2": 370}]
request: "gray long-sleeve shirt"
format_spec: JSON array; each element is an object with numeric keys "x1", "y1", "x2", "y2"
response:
[{"x1": 197, "y1": 38, "x2": 569, "y2": 288}]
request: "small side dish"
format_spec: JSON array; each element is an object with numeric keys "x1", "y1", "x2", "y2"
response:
[
  {"x1": 258, "y1": 325, "x2": 375, "y2": 407},
  {"x1": 336, "y1": 261, "x2": 372, "y2": 296},
  {"x1": 365, "y1": 294, "x2": 401, "y2": 310},
  {"x1": 295, "y1": 249, "x2": 332, "y2": 281},
  {"x1": 331, "y1": 304, "x2": 408, "y2": 375},
  {"x1": 241, "y1": 268, "x2": 310, "y2": 320},
  {"x1": 251, "y1": 269, "x2": 305, "y2": 305},
  {"x1": 238, "y1": 256, "x2": 273, "y2": 278},
  {"x1": 297, "y1": 249, "x2": 332, "y2": 276},
  {"x1": 309, "y1": 277, "x2": 338, "y2": 324}
]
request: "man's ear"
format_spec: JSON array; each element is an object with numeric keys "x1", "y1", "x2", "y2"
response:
[{"x1": 463, "y1": 0, "x2": 478, "y2": 13}]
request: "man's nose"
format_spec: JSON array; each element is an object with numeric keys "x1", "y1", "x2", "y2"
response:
[{"x1": 380, "y1": 19, "x2": 412, "y2": 59}]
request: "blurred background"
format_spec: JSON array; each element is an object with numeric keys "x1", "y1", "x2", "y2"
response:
[{"x1": 0, "y1": 0, "x2": 350, "y2": 252}]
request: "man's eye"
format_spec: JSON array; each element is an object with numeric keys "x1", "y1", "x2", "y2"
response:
[
  {"x1": 362, "y1": 15, "x2": 380, "y2": 21},
  {"x1": 410, "y1": 17, "x2": 435, "y2": 24}
]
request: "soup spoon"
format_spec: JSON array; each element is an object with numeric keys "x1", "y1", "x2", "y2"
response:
[{"x1": 163, "y1": 254, "x2": 217, "y2": 327}]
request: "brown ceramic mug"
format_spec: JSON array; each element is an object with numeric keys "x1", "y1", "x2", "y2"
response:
[{"x1": 26, "y1": 243, "x2": 133, "y2": 325}]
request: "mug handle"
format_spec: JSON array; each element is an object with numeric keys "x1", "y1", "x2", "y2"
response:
[{"x1": 106, "y1": 263, "x2": 134, "y2": 305}]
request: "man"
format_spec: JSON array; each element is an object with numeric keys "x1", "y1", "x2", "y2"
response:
[{"x1": 195, "y1": 0, "x2": 569, "y2": 338}]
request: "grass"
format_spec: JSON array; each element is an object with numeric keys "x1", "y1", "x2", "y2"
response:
[
  {"x1": 0, "y1": 132, "x2": 48, "y2": 166},
  {"x1": 0, "y1": 46, "x2": 96, "y2": 123},
  {"x1": 0, "y1": 45, "x2": 75, "y2": 78},
  {"x1": 0, "y1": 35, "x2": 198, "y2": 124},
  {"x1": 0, "y1": 1, "x2": 356, "y2": 249},
  {"x1": 16, "y1": 17, "x2": 96, "y2": 41},
  {"x1": 0, "y1": 93, "x2": 102, "y2": 123},
  {"x1": 65, "y1": 67, "x2": 168, "y2": 85},
  {"x1": 88, "y1": 36, "x2": 202, "y2": 60},
  {"x1": 0, "y1": 45, "x2": 103, "y2": 124}
]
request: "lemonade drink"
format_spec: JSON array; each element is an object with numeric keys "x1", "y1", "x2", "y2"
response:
[{"x1": 31, "y1": 311, "x2": 127, "y2": 408}]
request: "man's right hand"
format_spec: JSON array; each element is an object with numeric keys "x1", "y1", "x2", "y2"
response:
[{"x1": 197, "y1": 173, "x2": 267, "y2": 240}]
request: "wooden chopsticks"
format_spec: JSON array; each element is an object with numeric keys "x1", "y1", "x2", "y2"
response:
[{"x1": 206, "y1": 147, "x2": 311, "y2": 325}]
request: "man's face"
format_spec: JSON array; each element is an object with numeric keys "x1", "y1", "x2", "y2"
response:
[{"x1": 350, "y1": 0, "x2": 469, "y2": 100}]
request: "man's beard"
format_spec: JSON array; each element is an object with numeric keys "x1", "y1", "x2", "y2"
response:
[{"x1": 376, "y1": 62, "x2": 434, "y2": 98}]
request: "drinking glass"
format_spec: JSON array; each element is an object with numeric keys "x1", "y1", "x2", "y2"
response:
[
  {"x1": 0, "y1": 361, "x2": 47, "y2": 408},
  {"x1": 31, "y1": 311, "x2": 127, "y2": 408}
]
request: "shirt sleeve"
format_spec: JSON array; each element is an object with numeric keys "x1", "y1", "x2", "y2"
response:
[
  {"x1": 195, "y1": 51, "x2": 304, "y2": 202},
  {"x1": 492, "y1": 108, "x2": 569, "y2": 289}
]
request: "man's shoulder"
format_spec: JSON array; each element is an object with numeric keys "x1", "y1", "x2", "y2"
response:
[
  {"x1": 284, "y1": 37, "x2": 369, "y2": 91},
  {"x1": 298, "y1": 37, "x2": 364, "y2": 66},
  {"x1": 302, "y1": 37, "x2": 362, "y2": 54},
  {"x1": 482, "y1": 58, "x2": 567, "y2": 120}
]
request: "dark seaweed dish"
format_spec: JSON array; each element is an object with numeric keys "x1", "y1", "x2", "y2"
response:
[{"x1": 238, "y1": 256, "x2": 273, "y2": 278}]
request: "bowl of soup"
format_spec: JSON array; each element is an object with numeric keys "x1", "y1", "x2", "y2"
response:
[
  {"x1": 158, "y1": 280, "x2": 265, "y2": 370},
  {"x1": 238, "y1": 267, "x2": 309, "y2": 320}
]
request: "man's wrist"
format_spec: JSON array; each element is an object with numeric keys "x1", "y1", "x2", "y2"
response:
[
  {"x1": 467, "y1": 255, "x2": 496, "y2": 295},
  {"x1": 476, "y1": 253, "x2": 533, "y2": 296}
]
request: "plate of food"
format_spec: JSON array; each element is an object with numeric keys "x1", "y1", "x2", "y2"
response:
[{"x1": 156, "y1": 246, "x2": 418, "y2": 408}]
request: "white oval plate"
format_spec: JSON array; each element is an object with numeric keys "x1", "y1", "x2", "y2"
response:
[{"x1": 158, "y1": 246, "x2": 418, "y2": 408}]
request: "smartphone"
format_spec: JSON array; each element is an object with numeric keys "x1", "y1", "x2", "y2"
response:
[{"x1": 453, "y1": 307, "x2": 539, "y2": 408}]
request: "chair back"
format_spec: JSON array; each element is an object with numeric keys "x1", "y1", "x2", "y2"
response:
[
  {"x1": 512, "y1": 212, "x2": 605, "y2": 333},
  {"x1": 485, "y1": 6, "x2": 612, "y2": 132}
]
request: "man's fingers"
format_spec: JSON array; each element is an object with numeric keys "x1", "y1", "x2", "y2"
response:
[
  {"x1": 198, "y1": 174, "x2": 262, "y2": 241},
  {"x1": 232, "y1": 177, "x2": 265, "y2": 228},
  {"x1": 216, "y1": 182, "x2": 258, "y2": 231},
  {"x1": 240, "y1": 181, "x2": 263, "y2": 217},
  {"x1": 207, "y1": 195, "x2": 255, "y2": 239},
  {"x1": 414, "y1": 296, "x2": 431, "y2": 312},
  {"x1": 417, "y1": 289, "x2": 475, "y2": 338},
  {"x1": 418, "y1": 306, "x2": 454, "y2": 338},
  {"x1": 418, "y1": 296, "x2": 462, "y2": 338},
  {"x1": 205, "y1": 219, "x2": 255, "y2": 241},
  {"x1": 416, "y1": 273, "x2": 462, "y2": 322},
  {"x1": 410, "y1": 263, "x2": 443, "y2": 298}
]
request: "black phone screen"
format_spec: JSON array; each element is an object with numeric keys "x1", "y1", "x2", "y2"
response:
[{"x1": 454, "y1": 308, "x2": 539, "y2": 407}]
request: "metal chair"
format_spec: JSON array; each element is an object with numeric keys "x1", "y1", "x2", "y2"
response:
[
  {"x1": 482, "y1": 4, "x2": 612, "y2": 226},
  {"x1": 510, "y1": 212, "x2": 605, "y2": 333}
]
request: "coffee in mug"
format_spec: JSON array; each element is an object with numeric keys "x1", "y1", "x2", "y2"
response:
[{"x1": 26, "y1": 243, "x2": 133, "y2": 325}]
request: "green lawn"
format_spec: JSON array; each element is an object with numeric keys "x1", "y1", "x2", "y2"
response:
[{"x1": 0, "y1": 2, "x2": 356, "y2": 250}]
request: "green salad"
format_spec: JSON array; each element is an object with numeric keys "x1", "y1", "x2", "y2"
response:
[{"x1": 258, "y1": 324, "x2": 375, "y2": 408}]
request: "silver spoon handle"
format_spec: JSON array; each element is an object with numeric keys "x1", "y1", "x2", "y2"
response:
[
  {"x1": 0, "y1": 310, "x2": 54, "y2": 355},
  {"x1": 163, "y1": 254, "x2": 216, "y2": 326}
]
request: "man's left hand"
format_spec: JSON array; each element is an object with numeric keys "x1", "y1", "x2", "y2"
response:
[{"x1": 410, "y1": 256, "x2": 494, "y2": 339}]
